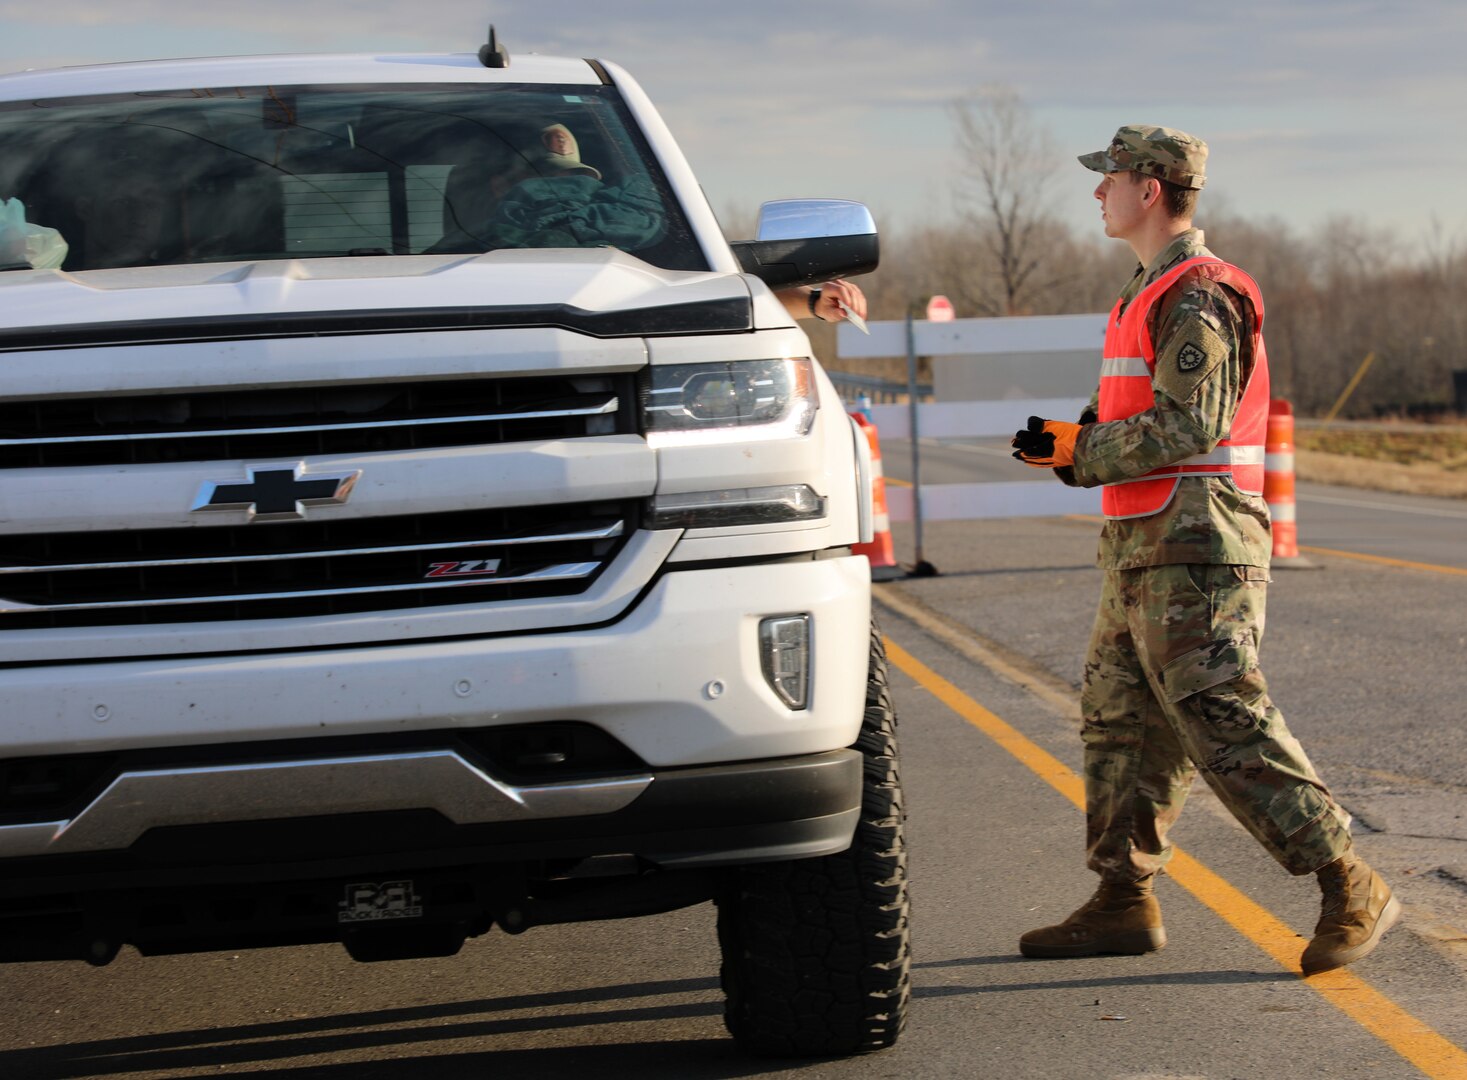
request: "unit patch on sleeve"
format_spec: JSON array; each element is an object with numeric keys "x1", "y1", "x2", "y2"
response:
[{"x1": 1177, "y1": 343, "x2": 1207, "y2": 372}]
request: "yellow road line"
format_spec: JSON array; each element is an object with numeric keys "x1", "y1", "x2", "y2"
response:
[
  {"x1": 1300, "y1": 545, "x2": 1467, "y2": 577},
  {"x1": 885, "y1": 476, "x2": 913, "y2": 488},
  {"x1": 884, "y1": 637, "x2": 1467, "y2": 1080}
]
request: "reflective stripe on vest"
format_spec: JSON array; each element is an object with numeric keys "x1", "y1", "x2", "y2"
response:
[
  {"x1": 1101, "y1": 356, "x2": 1151, "y2": 378},
  {"x1": 1098, "y1": 256, "x2": 1271, "y2": 519}
]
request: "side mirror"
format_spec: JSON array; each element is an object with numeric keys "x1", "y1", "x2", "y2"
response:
[{"x1": 730, "y1": 199, "x2": 879, "y2": 288}]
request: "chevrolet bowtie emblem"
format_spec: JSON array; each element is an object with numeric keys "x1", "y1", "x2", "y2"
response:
[{"x1": 192, "y1": 464, "x2": 361, "y2": 522}]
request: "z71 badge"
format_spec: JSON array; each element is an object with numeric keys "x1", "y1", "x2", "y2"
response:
[{"x1": 425, "y1": 559, "x2": 502, "y2": 579}]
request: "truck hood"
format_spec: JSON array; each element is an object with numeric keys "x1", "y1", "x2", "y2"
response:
[{"x1": 0, "y1": 249, "x2": 754, "y2": 351}]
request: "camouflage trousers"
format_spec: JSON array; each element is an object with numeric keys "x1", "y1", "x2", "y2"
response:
[{"x1": 1081, "y1": 563, "x2": 1352, "y2": 881}]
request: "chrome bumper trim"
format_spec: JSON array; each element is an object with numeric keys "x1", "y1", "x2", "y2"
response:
[{"x1": 0, "y1": 751, "x2": 653, "y2": 858}]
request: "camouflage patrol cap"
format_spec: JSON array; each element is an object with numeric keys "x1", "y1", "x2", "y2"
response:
[{"x1": 1078, "y1": 125, "x2": 1208, "y2": 190}]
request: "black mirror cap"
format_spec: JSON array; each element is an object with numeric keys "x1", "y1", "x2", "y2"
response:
[{"x1": 730, "y1": 233, "x2": 880, "y2": 289}]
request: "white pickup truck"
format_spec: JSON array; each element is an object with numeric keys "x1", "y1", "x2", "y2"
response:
[{"x1": 0, "y1": 27, "x2": 907, "y2": 1055}]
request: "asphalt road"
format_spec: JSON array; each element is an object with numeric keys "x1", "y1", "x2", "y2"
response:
[
  {"x1": 1293, "y1": 485, "x2": 1467, "y2": 571},
  {"x1": 1, "y1": 462, "x2": 1464, "y2": 1077},
  {"x1": 1, "y1": 561, "x2": 1463, "y2": 1078}
]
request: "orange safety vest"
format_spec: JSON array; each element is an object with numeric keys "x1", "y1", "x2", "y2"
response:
[{"x1": 1099, "y1": 256, "x2": 1270, "y2": 519}]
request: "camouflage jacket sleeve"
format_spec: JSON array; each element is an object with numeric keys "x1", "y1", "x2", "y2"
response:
[
  {"x1": 1052, "y1": 393, "x2": 1099, "y2": 487},
  {"x1": 1069, "y1": 275, "x2": 1248, "y2": 487}
]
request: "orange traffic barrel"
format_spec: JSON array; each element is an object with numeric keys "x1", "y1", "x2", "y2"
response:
[
  {"x1": 851, "y1": 412, "x2": 902, "y2": 581},
  {"x1": 1265, "y1": 399, "x2": 1313, "y2": 568}
]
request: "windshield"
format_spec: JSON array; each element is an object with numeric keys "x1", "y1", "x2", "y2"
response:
[{"x1": 0, "y1": 82, "x2": 705, "y2": 272}]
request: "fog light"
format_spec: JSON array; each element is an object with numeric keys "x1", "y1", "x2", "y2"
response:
[{"x1": 759, "y1": 614, "x2": 811, "y2": 710}]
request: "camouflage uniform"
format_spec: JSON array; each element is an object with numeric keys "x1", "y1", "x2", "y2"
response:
[{"x1": 1065, "y1": 129, "x2": 1353, "y2": 882}]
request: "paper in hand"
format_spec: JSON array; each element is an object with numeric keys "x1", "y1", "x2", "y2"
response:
[{"x1": 838, "y1": 301, "x2": 869, "y2": 334}]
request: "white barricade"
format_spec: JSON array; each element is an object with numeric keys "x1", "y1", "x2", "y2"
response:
[
  {"x1": 837, "y1": 314, "x2": 1108, "y2": 524},
  {"x1": 863, "y1": 399, "x2": 1089, "y2": 440},
  {"x1": 884, "y1": 480, "x2": 1099, "y2": 523},
  {"x1": 838, "y1": 312, "x2": 1107, "y2": 361}
]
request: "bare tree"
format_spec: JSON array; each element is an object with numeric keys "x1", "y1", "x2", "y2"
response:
[{"x1": 948, "y1": 86, "x2": 1062, "y2": 316}]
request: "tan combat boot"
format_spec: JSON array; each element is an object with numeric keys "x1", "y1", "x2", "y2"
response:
[
  {"x1": 1301, "y1": 854, "x2": 1402, "y2": 975},
  {"x1": 1019, "y1": 877, "x2": 1166, "y2": 958}
]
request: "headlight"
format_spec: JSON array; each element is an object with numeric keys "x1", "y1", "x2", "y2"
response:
[
  {"x1": 641, "y1": 358, "x2": 817, "y2": 446},
  {"x1": 647, "y1": 484, "x2": 827, "y2": 529}
]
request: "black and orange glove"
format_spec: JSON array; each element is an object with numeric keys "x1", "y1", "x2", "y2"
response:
[{"x1": 1011, "y1": 415, "x2": 1081, "y2": 468}]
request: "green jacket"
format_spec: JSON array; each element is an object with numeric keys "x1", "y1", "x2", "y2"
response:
[{"x1": 488, "y1": 174, "x2": 666, "y2": 252}]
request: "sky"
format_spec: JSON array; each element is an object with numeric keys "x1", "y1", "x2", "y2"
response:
[{"x1": 3, "y1": 1, "x2": 1465, "y2": 244}]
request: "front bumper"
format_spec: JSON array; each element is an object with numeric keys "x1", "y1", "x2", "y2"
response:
[
  {"x1": 0, "y1": 744, "x2": 862, "y2": 963},
  {"x1": 0, "y1": 746, "x2": 862, "y2": 897},
  {"x1": 0, "y1": 555, "x2": 872, "y2": 767}
]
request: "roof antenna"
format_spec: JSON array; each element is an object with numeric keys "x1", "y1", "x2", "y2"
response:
[{"x1": 478, "y1": 24, "x2": 510, "y2": 68}]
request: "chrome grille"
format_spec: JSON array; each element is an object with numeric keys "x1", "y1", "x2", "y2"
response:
[
  {"x1": 0, "y1": 502, "x2": 636, "y2": 630},
  {"x1": 0, "y1": 375, "x2": 634, "y2": 468}
]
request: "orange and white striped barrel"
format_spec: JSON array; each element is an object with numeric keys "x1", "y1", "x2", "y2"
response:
[
  {"x1": 1265, "y1": 399, "x2": 1303, "y2": 561},
  {"x1": 851, "y1": 412, "x2": 902, "y2": 581}
]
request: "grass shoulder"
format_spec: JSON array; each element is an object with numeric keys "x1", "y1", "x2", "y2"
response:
[{"x1": 1294, "y1": 424, "x2": 1467, "y2": 499}]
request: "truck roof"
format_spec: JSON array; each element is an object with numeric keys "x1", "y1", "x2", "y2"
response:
[{"x1": 0, "y1": 51, "x2": 604, "y2": 99}]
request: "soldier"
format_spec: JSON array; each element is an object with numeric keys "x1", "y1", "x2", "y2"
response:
[{"x1": 1010, "y1": 125, "x2": 1399, "y2": 975}]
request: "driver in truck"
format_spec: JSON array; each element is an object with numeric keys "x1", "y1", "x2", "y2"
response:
[{"x1": 440, "y1": 120, "x2": 868, "y2": 327}]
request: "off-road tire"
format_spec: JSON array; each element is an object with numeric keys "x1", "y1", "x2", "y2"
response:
[{"x1": 716, "y1": 621, "x2": 910, "y2": 1056}]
